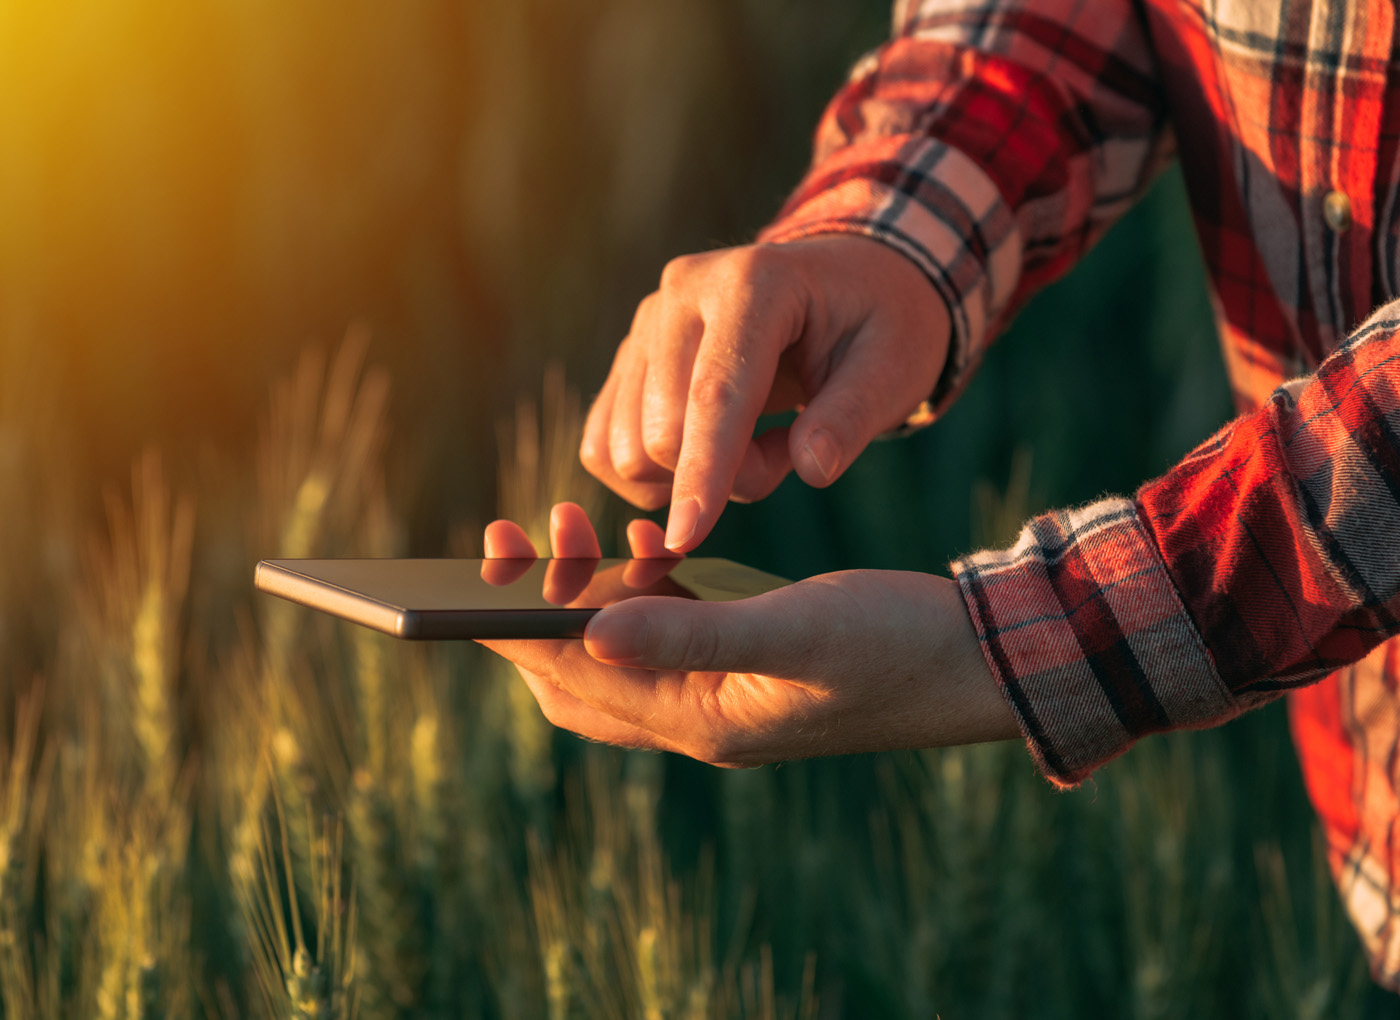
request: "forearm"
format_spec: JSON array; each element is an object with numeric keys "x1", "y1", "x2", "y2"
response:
[{"x1": 955, "y1": 300, "x2": 1400, "y2": 786}]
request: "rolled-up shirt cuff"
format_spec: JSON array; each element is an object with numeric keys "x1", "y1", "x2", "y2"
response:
[{"x1": 951, "y1": 496, "x2": 1239, "y2": 787}]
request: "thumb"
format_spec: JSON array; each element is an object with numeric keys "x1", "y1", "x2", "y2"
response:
[
  {"x1": 789, "y1": 330, "x2": 941, "y2": 489},
  {"x1": 583, "y1": 591, "x2": 816, "y2": 676}
]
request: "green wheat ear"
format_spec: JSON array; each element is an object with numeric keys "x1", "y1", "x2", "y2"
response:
[
  {"x1": 239, "y1": 769, "x2": 357, "y2": 1020},
  {"x1": 255, "y1": 330, "x2": 392, "y2": 719},
  {"x1": 255, "y1": 327, "x2": 390, "y2": 563},
  {"x1": 495, "y1": 361, "x2": 605, "y2": 549},
  {"x1": 0, "y1": 684, "x2": 53, "y2": 1020},
  {"x1": 76, "y1": 449, "x2": 195, "y2": 804},
  {"x1": 348, "y1": 767, "x2": 422, "y2": 1019}
]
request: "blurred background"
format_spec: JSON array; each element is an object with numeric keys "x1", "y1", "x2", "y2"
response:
[
  {"x1": 0, "y1": 0, "x2": 1229, "y2": 560},
  {"x1": 1, "y1": 0, "x2": 1384, "y2": 1016},
  {"x1": 1, "y1": 0, "x2": 917, "y2": 549}
]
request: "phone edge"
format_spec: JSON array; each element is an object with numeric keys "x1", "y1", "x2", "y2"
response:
[
  {"x1": 403, "y1": 608, "x2": 601, "y2": 640},
  {"x1": 255, "y1": 560, "x2": 409, "y2": 638}
]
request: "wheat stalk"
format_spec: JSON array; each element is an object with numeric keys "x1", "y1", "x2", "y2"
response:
[
  {"x1": 254, "y1": 327, "x2": 390, "y2": 561},
  {"x1": 407, "y1": 708, "x2": 442, "y2": 880},
  {"x1": 255, "y1": 329, "x2": 391, "y2": 698},
  {"x1": 75, "y1": 450, "x2": 195, "y2": 804},
  {"x1": 215, "y1": 631, "x2": 274, "y2": 899},
  {"x1": 490, "y1": 365, "x2": 606, "y2": 808},
  {"x1": 347, "y1": 767, "x2": 422, "y2": 1019},
  {"x1": 238, "y1": 775, "x2": 358, "y2": 1020},
  {"x1": 87, "y1": 787, "x2": 194, "y2": 1020},
  {"x1": 349, "y1": 489, "x2": 400, "y2": 782},
  {"x1": 0, "y1": 683, "x2": 54, "y2": 1020},
  {"x1": 271, "y1": 725, "x2": 321, "y2": 917},
  {"x1": 495, "y1": 361, "x2": 605, "y2": 547},
  {"x1": 524, "y1": 750, "x2": 784, "y2": 1020}
]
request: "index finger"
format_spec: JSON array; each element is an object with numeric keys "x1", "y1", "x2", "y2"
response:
[{"x1": 664, "y1": 300, "x2": 795, "y2": 552}]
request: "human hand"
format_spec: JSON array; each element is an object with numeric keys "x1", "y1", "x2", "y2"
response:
[
  {"x1": 581, "y1": 235, "x2": 950, "y2": 552},
  {"x1": 479, "y1": 503, "x2": 1016, "y2": 766}
]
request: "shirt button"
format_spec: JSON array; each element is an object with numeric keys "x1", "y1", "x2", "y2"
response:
[{"x1": 1324, "y1": 190, "x2": 1353, "y2": 232}]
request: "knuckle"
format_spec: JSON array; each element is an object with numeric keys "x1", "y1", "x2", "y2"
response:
[
  {"x1": 579, "y1": 432, "x2": 605, "y2": 473},
  {"x1": 610, "y1": 435, "x2": 656, "y2": 482},
  {"x1": 640, "y1": 421, "x2": 681, "y2": 469},
  {"x1": 821, "y1": 394, "x2": 869, "y2": 438},
  {"x1": 672, "y1": 616, "x2": 724, "y2": 671},
  {"x1": 659, "y1": 253, "x2": 700, "y2": 290},
  {"x1": 627, "y1": 295, "x2": 660, "y2": 339},
  {"x1": 689, "y1": 370, "x2": 745, "y2": 413},
  {"x1": 724, "y1": 244, "x2": 782, "y2": 289},
  {"x1": 612, "y1": 453, "x2": 652, "y2": 483}
]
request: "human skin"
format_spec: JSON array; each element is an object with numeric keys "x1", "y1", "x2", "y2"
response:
[
  {"x1": 480, "y1": 235, "x2": 1019, "y2": 763},
  {"x1": 478, "y1": 504, "x2": 1018, "y2": 767},
  {"x1": 579, "y1": 235, "x2": 953, "y2": 552}
]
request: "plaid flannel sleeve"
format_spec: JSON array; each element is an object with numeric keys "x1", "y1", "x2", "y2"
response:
[
  {"x1": 758, "y1": 0, "x2": 1173, "y2": 418},
  {"x1": 954, "y1": 303, "x2": 1400, "y2": 786}
]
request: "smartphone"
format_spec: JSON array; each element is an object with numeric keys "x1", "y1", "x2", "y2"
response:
[{"x1": 254, "y1": 557, "x2": 792, "y2": 640}]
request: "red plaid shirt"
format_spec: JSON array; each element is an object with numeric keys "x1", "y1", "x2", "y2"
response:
[{"x1": 761, "y1": 0, "x2": 1400, "y2": 987}]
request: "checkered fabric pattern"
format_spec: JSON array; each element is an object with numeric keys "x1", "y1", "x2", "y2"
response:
[{"x1": 761, "y1": 0, "x2": 1400, "y2": 988}]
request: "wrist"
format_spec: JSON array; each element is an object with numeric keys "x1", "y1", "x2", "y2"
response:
[
  {"x1": 916, "y1": 573, "x2": 1020, "y2": 746},
  {"x1": 833, "y1": 570, "x2": 1018, "y2": 751}
]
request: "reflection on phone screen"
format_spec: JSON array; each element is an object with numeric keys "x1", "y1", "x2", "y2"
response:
[{"x1": 480, "y1": 558, "x2": 691, "y2": 608}]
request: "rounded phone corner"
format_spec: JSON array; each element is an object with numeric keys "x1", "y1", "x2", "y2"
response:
[{"x1": 252, "y1": 559, "x2": 277, "y2": 592}]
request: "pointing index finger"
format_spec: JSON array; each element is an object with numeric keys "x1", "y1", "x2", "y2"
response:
[{"x1": 664, "y1": 291, "x2": 796, "y2": 553}]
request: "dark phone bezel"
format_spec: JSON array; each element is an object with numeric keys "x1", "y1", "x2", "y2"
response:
[{"x1": 254, "y1": 557, "x2": 790, "y2": 640}]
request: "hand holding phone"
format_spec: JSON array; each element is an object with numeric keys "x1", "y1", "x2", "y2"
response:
[
  {"x1": 254, "y1": 555, "x2": 790, "y2": 640},
  {"x1": 474, "y1": 503, "x2": 1017, "y2": 767}
]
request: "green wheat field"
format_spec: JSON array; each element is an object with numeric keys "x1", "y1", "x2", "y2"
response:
[
  {"x1": 0, "y1": 1, "x2": 1392, "y2": 1016},
  {"x1": 0, "y1": 335, "x2": 1382, "y2": 1018}
]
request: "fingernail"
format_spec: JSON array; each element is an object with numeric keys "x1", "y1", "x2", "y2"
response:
[
  {"x1": 803, "y1": 428, "x2": 839, "y2": 483},
  {"x1": 586, "y1": 611, "x2": 648, "y2": 663},
  {"x1": 665, "y1": 497, "x2": 700, "y2": 551}
]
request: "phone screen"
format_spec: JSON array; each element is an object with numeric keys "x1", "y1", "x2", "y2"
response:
[{"x1": 254, "y1": 557, "x2": 791, "y2": 639}]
